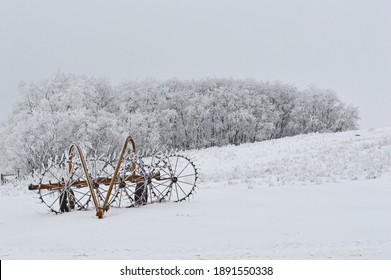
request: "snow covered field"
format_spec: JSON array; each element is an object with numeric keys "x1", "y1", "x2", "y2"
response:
[{"x1": 1, "y1": 128, "x2": 391, "y2": 259}]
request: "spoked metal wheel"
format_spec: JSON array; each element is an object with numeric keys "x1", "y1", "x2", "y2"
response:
[
  {"x1": 149, "y1": 155, "x2": 198, "y2": 202},
  {"x1": 108, "y1": 154, "x2": 148, "y2": 208},
  {"x1": 31, "y1": 156, "x2": 92, "y2": 214}
]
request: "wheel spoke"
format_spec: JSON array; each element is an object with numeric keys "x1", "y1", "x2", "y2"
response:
[
  {"x1": 175, "y1": 182, "x2": 190, "y2": 198},
  {"x1": 177, "y1": 173, "x2": 197, "y2": 179},
  {"x1": 174, "y1": 156, "x2": 179, "y2": 174},
  {"x1": 177, "y1": 179, "x2": 196, "y2": 186},
  {"x1": 174, "y1": 183, "x2": 180, "y2": 201},
  {"x1": 176, "y1": 161, "x2": 192, "y2": 177}
]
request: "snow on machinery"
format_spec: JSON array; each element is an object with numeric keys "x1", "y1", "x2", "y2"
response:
[{"x1": 27, "y1": 136, "x2": 198, "y2": 219}]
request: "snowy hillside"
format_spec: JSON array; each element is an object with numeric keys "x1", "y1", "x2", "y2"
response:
[
  {"x1": 1, "y1": 128, "x2": 391, "y2": 259},
  {"x1": 190, "y1": 127, "x2": 391, "y2": 185}
]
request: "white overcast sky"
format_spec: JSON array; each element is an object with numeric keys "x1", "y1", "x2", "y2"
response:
[{"x1": 0, "y1": 0, "x2": 390, "y2": 128}]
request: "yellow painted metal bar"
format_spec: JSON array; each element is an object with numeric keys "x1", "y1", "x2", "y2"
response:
[
  {"x1": 68, "y1": 143, "x2": 101, "y2": 218},
  {"x1": 100, "y1": 136, "x2": 137, "y2": 218}
]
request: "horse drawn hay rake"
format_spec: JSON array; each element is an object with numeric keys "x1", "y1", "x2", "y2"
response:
[{"x1": 28, "y1": 136, "x2": 198, "y2": 219}]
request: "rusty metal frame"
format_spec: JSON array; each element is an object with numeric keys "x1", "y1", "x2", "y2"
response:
[{"x1": 28, "y1": 135, "x2": 166, "y2": 219}]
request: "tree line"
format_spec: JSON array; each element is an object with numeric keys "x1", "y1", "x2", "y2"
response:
[{"x1": 0, "y1": 72, "x2": 359, "y2": 173}]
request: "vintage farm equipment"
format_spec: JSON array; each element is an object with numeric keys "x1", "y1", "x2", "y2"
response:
[{"x1": 28, "y1": 136, "x2": 198, "y2": 219}]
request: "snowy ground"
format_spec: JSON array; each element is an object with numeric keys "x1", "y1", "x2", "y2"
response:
[{"x1": 1, "y1": 128, "x2": 391, "y2": 259}]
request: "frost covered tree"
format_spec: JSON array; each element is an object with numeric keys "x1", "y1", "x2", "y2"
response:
[
  {"x1": 2, "y1": 72, "x2": 123, "y2": 172},
  {"x1": 291, "y1": 86, "x2": 359, "y2": 134},
  {"x1": 0, "y1": 72, "x2": 359, "y2": 174}
]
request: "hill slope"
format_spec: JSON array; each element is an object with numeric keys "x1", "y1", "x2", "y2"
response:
[
  {"x1": 191, "y1": 127, "x2": 391, "y2": 185},
  {"x1": 0, "y1": 128, "x2": 391, "y2": 259}
]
